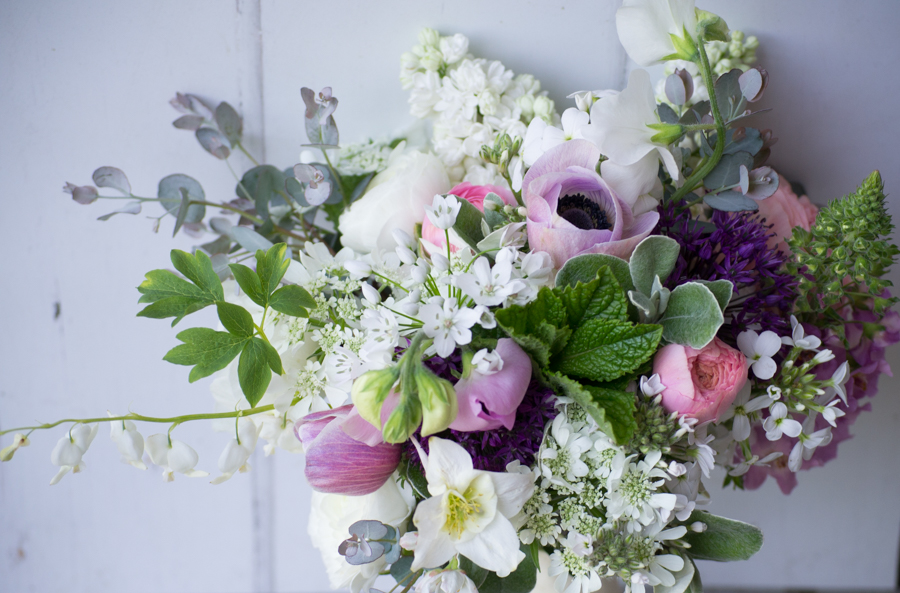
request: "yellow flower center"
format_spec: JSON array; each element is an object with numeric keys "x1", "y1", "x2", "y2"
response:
[{"x1": 444, "y1": 490, "x2": 483, "y2": 538}]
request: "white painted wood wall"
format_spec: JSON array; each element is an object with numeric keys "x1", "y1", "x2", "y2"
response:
[{"x1": 2, "y1": 1, "x2": 898, "y2": 591}]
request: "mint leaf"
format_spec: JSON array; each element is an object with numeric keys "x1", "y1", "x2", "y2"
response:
[
  {"x1": 238, "y1": 338, "x2": 274, "y2": 407},
  {"x1": 229, "y1": 263, "x2": 266, "y2": 307},
  {"x1": 495, "y1": 287, "x2": 570, "y2": 366},
  {"x1": 558, "y1": 266, "x2": 628, "y2": 326},
  {"x1": 216, "y1": 301, "x2": 255, "y2": 338},
  {"x1": 659, "y1": 282, "x2": 724, "y2": 348},
  {"x1": 629, "y1": 235, "x2": 681, "y2": 296},
  {"x1": 556, "y1": 253, "x2": 634, "y2": 294},
  {"x1": 554, "y1": 319, "x2": 662, "y2": 383},
  {"x1": 256, "y1": 243, "x2": 290, "y2": 298},
  {"x1": 546, "y1": 372, "x2": 636, "y2": 445},
  {"x1": 682, "y1": 511, "x2": 764, "y2": 562},
  {"x1": 268, "y1": 285, "x2": 314, "y2": 317},
  {"x1": 169, "y1": 249, "x2": 224, "y2": 301},
  {"x1": 163, "y1": 328, "x2": 248, "y2": 382}
]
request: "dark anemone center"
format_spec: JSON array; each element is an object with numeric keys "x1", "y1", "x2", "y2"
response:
[{"x1": 557, "y1": 193, "x2": 611, "y2": 230}]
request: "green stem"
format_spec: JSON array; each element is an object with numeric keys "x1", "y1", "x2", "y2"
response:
[
  {"x1": 236, "y1": 141, "x2": 261, "y2": 167},
  {"x1": 668, "y1": 37, "x2": 727, "y2": 206},
  {"x1": 682, "y1": 123, "x2": 718, "y2": 132},
  {"x1": 322, "y1": 150, "x2": 350, "y2": 209}
]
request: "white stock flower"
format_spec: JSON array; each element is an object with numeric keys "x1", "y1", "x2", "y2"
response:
[
  {"x1": 718, "y1": 385, "x2": 770, "y2": 441},
  {"x1": 419, "y1": 297, "x2": 481, "y2": 357},
  {"x1": 310, "y1": 478, "x2": 415, "y2": 593},
  {"x1": 108, "y1": 413, "x2": 147, "y2": 470},
  {"x1": 737, "y1": 329, "x2": 782, "y2": 380},
  {"x1": 145, "y1": 434, "x2": 208, "y2": 482},
  {"x1": 338, "y1": 150, "x2": 450, "y2": 254},
  {"x1": 763, "y1": 402, "x2": 802, "y2": 441},
  {"x1": 211, "y1": 419, "x2": 260, "y2": 485},
  {"x1": 782, "y1": 316, "x2": 822, "y2": 350},
  {"x1": 788, "y1": 416, "x2": 832, "y2": 472},
  {"x1": 411, "y1": 437, "x2": 533, "y2": 577},
  {"x1": 49, "y1": 423, "x2": 98, "y2": 485},
  {"x1": 616, "y1": 0, "x2": 698, "y2": 67}
]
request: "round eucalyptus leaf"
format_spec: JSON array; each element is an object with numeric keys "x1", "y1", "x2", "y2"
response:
[
  {"x1": 158, "y1": 174, "x2": 206, "y2": 223},
  {"x1": 195, "y1": 127, "x2": 231, "y2": 159},
  {"x1": 92, "y1": 166, "x2": 131, "y2": 195}
]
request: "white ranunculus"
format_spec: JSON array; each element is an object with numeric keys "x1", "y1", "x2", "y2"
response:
[
  {"x1": 338, "y1": 149, "x2": 450, "y2": 254},
  {"x1": 309, "y1": 477, "x2": 415, "y2": 593},
  {"x1": 616, "y1": 0, "x2": 698, "y2": 67}
]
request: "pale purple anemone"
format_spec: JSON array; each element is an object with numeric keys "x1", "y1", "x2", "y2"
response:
[
  {"x1": 523, "y1": 139, "x2": 659, "y2": 268},
  {"x1": 449, "y1": 339, "x2": 532, "y2": 432},
  {"x1": 295, "y1": 405, "x2": 401, "y2": 496}
]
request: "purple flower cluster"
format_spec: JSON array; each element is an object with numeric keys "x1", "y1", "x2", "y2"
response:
[
  {"x1": 657, "y1": 203, "x2": 799, "y2": 340},
  {"x1": 404, "y1": 354, "x2": 557, "y2": 473}
]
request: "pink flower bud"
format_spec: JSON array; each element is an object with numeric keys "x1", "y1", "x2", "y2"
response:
[{"x1": 295, "y1": 405, "x2": 402, "y2": 496}]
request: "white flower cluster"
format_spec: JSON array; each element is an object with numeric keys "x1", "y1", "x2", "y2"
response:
[
  {"x1": 519, "y1": 395, "x2": 705, "y2": 593},
  {"x1": 401, "y1": 28, "x2": 558, "y2": 184},
  {"x1": 336, "y1": 139, "x2": 394, "y2": 176}
]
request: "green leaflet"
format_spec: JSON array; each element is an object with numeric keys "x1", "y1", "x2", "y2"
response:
[
  {"x1": 229, "y1": 263, "x2": 266, "y2": 307},
  {"x1": 238, "y1": 338, "x2": 276, "y2": 407},
  {"x1": 269, "y1": 285, "x2": 315, "y2": 317},
  {"x1": 163, "y1": 328, "x2": 248, "y2": 382},
  {"x1": 557, "y1": 266, "x2": 628, "y2": 326},
  {"x1": 555, "y1": 319, "x2": 662, "y2": 383},
  {"x1": 495, "y1": 287, "x2": 570, "y2": 366},
  {"x1": 216, "y1": 301, "x2": 256, "y2": 339},
  {"x1": 137, "y1": 249, "x2": 223, "y2": 325},
  {"x1": 255, "y1": 243, "x2": 291, "y2": 297},
  {"x1": 682, "y1": 511, "x2": 764, "y2": 562}
]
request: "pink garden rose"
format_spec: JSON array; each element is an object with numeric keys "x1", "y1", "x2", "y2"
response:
[
  {"x1": 755, "y1": 173, "x2": 818, "y2": 254},
  {"x1": 295, "y1": 405, "x2": 402, "y2": 496},
  {"x1": 523, "y1": 139, "x2": 658, "y2": 268},
  {"x1": 449, "y1": 338, "x2": 532, "y2": 432},
  {"x1": 653, "y1": 338, "x2": 748, "y2": 424},
  {"x1": 422, "y1": 182, "x2": 517, "y2": 250}
]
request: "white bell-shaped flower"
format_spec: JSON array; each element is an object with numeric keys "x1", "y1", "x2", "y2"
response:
[
  {"x1": 108, "y1": 413, "x2": 146, "y2": 470},
  {"x1": 145, "y1": 434, "x2": 208, "y2": 482},
  {"x1": 211, "y1": 419, "x2": 260, "y2": 485},
  {"x1": 49, "y1": 423, "x2": 98, "y2": 485}
]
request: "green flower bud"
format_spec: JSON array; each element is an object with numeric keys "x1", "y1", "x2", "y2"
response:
[
  {"x1": 416, "y1": 367, "x2": 458, "y2": 437},
  {"x1": 351, "y1": 367, "x2": 400, "y2": 429},
  {"x1": 382, "y1": 393, "x2": 423, "y2": 444},
  {"x1": 647, "y1": 122, "x2": 685, "y2": 145},
  {"x1": 695, "y1": 9, "x2": 729, "y2": 42}
]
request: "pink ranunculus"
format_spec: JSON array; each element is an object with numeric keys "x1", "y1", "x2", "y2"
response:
[
  {"x1": 295, "y1": 405, "x2": 401, "y2": 496},
  {"x1": 449, "y1": 338, "x2": 532, "y2": 432},
  {"x1": 421, "y1": 182, "x2": 517, "y2": 250},
  {"x1": 522, "y1": 139, "x2": 659, "y2": 269},
  {"x1": 755, "y1": 173, "x2": 818, "y2": 254},
  {"x1": 653, "y1": 338, "x2": 748, "y2": 424}
]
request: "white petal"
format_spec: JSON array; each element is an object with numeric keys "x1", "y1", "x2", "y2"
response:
[
  {"x1": 756, "y1": 331, "x2": 783, "y2": 357},
  {"x1": 732, "y1": 414, "x2": 751, "y2": 442},
  {"x1": 145, "y1": 434, "x2": 170, "y2": 467},
  {"x1": 411, "y1": 497, "x2": 457, "y2": 571},
  {"x1": 751, "y1": 357, "x2": 777, "y2": 380},
  {"x1": 49, "y1": 466, "x2": 72, "y2": 485},
  {"x1": 490, "y1": 471, "x2": 535, "y2": 518},
  {"x1": 167, "y1": 440, "x2": 200, "y2": 474},
  {"x1": 736, "y1": 330, "x2": 759, "y2": 356},
  {"x1": 424, "y1": 437, "x2": 476, "y2": 494},
  {"x1": 780, "y1": 419, "x2": 803, "y2": 439},
  {"x1": 788, "y1": 441, "x2": 803, "y2": 472},
  {"x1": 455, "y1": 514, "x2": 524, "y2": 578}
]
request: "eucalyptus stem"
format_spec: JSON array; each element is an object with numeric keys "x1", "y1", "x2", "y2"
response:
[
  {"x1": 236, "y1": 141, "x2": 261, "y2": 166},
  {"x1": 668, "y1": 36, "x2": 727, "y2": 206},
  {"x1": 322, "y1": 150, "x2": 350, "y2": 209},
  {"x1": 0, "y1": 397, "x2": 300, "y2": 438}
]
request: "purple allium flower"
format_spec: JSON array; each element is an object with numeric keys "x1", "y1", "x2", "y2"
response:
[
  {"x1": 657, "y1": 202, "x2": 799, "y2": 341},
  {"x1": 404, "y1": 353, "x2": 558, "y2": 472}
]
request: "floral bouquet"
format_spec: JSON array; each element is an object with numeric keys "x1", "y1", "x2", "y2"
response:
[{"x1": 3, "y1": 1, "x2": 898, "y2": 593}]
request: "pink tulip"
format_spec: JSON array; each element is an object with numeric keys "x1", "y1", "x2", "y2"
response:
[
  {"x1": 422, "y1": 182, "x2": 517, "y2": 250},
  {"x1": 449, "y1": 339, "x2": 532, "y2": 432},
  {"x1": 523, "y1": 139, "x2": 658, "y2": 268},
  {"x1": 653, "y1": 338, "x2": 748, "y2": 424},
  {"x1": 295, "y1": 405, "x2": 401, "y2": 495}
]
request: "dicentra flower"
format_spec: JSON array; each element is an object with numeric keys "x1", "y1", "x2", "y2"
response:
[
  {"x1": 522, "y1": 139, "x2": 659, "y2": 268},
  {"x1": 49, "y1": 423, "x2": 98, "y2": 485}
]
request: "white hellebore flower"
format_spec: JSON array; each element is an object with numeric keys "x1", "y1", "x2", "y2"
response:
[
  {"x1": 616, "y1": 0, "x2": 698, "y2": 67},
  {"x1": 762, "y1": 402, "x2": 802, "y2": 441},
  {"x1": 411, "y1": 437, "x2": 534, "y2": 577},
  {"x1": 737, "y1": 329, "x2": 782, "y2": 380},
  {"x1": 145, "y1": 434, "x2": 208, "y2": 482},
  {"x1": 582, "y1": 69, "x2": 679, "y2": 210},
  {"x1": 338, "y1": 149, "x2": 450, "y2": 254},
  {"x1": 108, "y1": 412, "x2": 147, "y2": 470},
  {"x1": 49, "y1": 423, "x2": 98, "y2": 485},
  {"x1": 415, "y1": 569, "x2": 479, "y2": 593},
  {"x1": 211, "y1": 419, "x2": 260, "y2": 485},
  {"x1": 424, "y1": 194, "x2": 462, "y2": 230}
]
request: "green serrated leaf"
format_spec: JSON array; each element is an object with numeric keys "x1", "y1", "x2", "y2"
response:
[
  {"x1": 136, "y1": 265, "x2": 218, "y2": 326},
  {"x1": 238, "y1": 338, "x2": 273, "y2": 407},
  {"x1": 556, "y1": 253, "x2": 634, "y2": 294},
  {"x1": 451, "y1": 196, "x2": 486, "y2": 249},
  {"x1": 546, "y1": 372, "x2": 636, "y2": 445},
  {"x1": 163, "y1": 328, "x2": 247, "y2": 382},
  {"x1": 629, "y1": 235, "x2": 681, "y2": 295},
  {"x1": 216, "y1": 301, "x2": 255, "y2": 339},
  {"x1": 659, "y1": 282, "x2": 724, "y2": 348},
  {"x1": 136, "y1": 296, "x2": 211, "y2": 326},
  {"x1": 268, "y1": 285, "x2": 313, "y2": 317},
  {"x1": 682, "y1": 511, "x2": 764, "y2": 562},
  {"x1": 558, "y1": 266, "x2": 628, "y2": 327},
  {"x1": 554, "y1": 319, "x2": 662, "y2": 383},
  {"x1": 256, "y1": 243, "x2": 290, "y2": 297},
  {"x1": 169, "y1": 249, "x2": 224, "y2": 301},
  {"x1": 694, "y1": 279, "x2": 733, "y2": 312},
  {"x1": 495, "y1": 287, "x2": 570, "y2": 366},
  {"x1": 229, "y1": 263, "x2": 266, "y2": 307}
]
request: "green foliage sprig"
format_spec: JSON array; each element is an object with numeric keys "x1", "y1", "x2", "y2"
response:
[
  {"x1": 137, "y1": 243, "x2": 315, "y2": 406},
  {"x1": 787, "y1": 171, "x2": 899, "y2": 329}
]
